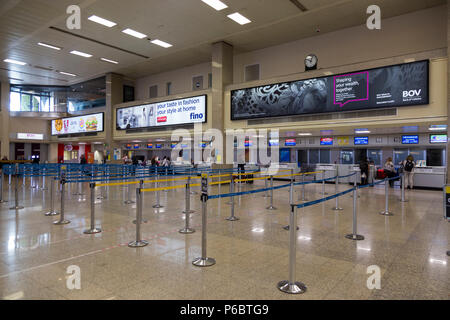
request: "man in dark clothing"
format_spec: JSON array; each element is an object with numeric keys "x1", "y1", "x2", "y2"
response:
[{"x1": 359, "y1": 158, "x2": 369, "y2": 185}]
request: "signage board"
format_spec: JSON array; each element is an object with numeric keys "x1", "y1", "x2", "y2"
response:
[{"x1": 52, "y1": 113, "x2": 104, "y2": 135}]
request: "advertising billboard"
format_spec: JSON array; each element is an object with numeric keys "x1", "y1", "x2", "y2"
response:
[
  {"x1": 285, "y1": 139, "x2": 296, "y2": 146},
  {"x1": 51, "y1": 113, "x2": 104, "y2": 135},
  {"x1": 430, "y1": 134, "x2": 447, "y2": 144},
  {"x1": 116, "y1": 95, "x2": 206, "y2": 130},
  {"x1": 320, "y1": 137, "x2": 333, "y2": 145},
  {"x1": 231, "y1": 60, "x2": 429, "y2": 120}
]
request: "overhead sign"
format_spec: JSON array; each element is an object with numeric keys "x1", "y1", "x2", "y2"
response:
[
  {"x1": 17, "y1": 133, "x2": 44, "y2": 140},
  {"x1": 52, "y1": 113, "x2": 104, "y2": 135},
  {"x1": 337, "y1": 136, "x2": 349, "y2": 146},
  {"x1": 402, "y1": 135, "x2": 419, "y2": 144},
  {"x1": 116, "y1": 95, "x2": 207, "y2": 130},
  {"x1": 231, "y1": 60, "x2": 429, "y2": 120}
]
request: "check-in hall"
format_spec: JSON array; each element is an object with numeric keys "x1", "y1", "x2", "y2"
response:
[{"x1": 0, "y1": 0, "x2": 448, "y2": 305}]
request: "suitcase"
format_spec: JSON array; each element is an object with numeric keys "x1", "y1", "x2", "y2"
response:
[{"x1": 376, "y1": 169, "x2": 386, "y2": 179}]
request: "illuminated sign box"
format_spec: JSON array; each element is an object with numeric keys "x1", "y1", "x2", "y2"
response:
[
  {"x1": 269, "y1": 139, "x2": 279, "y2": 147},
  {"x1": 245, "y1": 140, "x2": 253, "y2": 147},
  {"x1": 285, "y1": 139, "x2": 296, "y2": 146},
  {"x1": 354, "y1": 137, "x2": 369, "y2": 145},
  {"x1": 155, "y1": 144, "x2": 162, "y2": 149},
  {"x1": 430, "y1": 134, "x2": 447, "y2": 144},
  {"x1": 402, "y1": 135, "x2": 419, "y2": 144},
  {"x1": 147, "y1": 144, "x2": 153, "y2": 148},
  {"x1": 125, "y1": 144, "x2": 132, "y2": 149},
  {"x1": 133, "y1": 144, "x2": 140, "y2": 149},
  {"x1": 116, "y1": 95, "x2": 207, "y2": 130},
  {"x1": 52, "y1": 113, "x2": 104, "y2": 135},
  {"x1": 320, "y1": 137, "x2": 333, "y2": 145},
  {"x1": 17, "y1": 133, "x2": 44, "y2": 140}
]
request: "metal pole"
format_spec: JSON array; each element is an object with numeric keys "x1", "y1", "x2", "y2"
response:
[
  {"x1": 152, "y1": 174, "x2": 163, "y2": 208},
  {"x1": 10, "y1": 164, "x2": 24, "y2": 210},
  {"x1": 263, "y1": 174, "x2": 269, "y2": 197},
  {"x1": 44, "y1": 177, "x2": 59, "y2": 216},
  {"x1": 182, "y1": 177, "x2": 194, "y2": 214},
  {"x1": 301, "y1": 174, "x2": 308, "y2": 202},
  {"x1": 379, "y1": 178, "x2": 394, "y2": 216},
  {"x1": 332, "y1": 168, "x2": 343, "y2": 211},
  {"x1": 277, "y1": 205, "x2": 307, "y2": 294},
  {"x1": 399, "y1": 174, "x2": 408, "y2": 202},
  {"x1": 179, "y1": 182, "x2": 195, "y2": 234},
  {"x1": 226, "y1": 175, "x2": 239, "y2": 221},
  {"x1": 346, "y1": 173, "x2": 364, "y2": 240},
  {"x1": 0, "y1": 169, "x2": 7, "y2": 203},
  {"x1": 41, "y1": 167, "x2": 47, "y2": 190},
  {"x1": 283, "y1": 171, "x2": 298, "y2": 231},
  {"x1": 193, "y1": 174, "x2": 215, "y2": 267},
  {"x1": 128, "y1": 188, "x2": 149, "y2": 247},
  {"x1": 266, "y1": 175, "x2": 277, "y2": 210},
  {"x1": 84, "y1": 183, "x2": 102, "y2": 234},
  {"x1": 54, "y1": 176, "x2": 70, "y2": 225},
  {"x1": 322, "y1": 170, "x2": 326, "y2": 197}
]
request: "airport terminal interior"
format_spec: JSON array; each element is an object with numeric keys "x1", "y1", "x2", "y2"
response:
[{"x1": 0, "y1": 0, "x2": 449, "y2": 301}]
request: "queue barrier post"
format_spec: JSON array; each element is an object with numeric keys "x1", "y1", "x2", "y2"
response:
[
  {"x1": 192, "y1": 174, "x2": 216, "y2": 267},
  {"x1": 8, "y1": 172, "x2": 11, "y2": 185},
  {"x1": 331, "y1": 168, "x2": 343, "y2": 211},
  {"x1": 124, "y1": 182, "x2": 135, "y2": 205},
  {"x1": 9, "y1": 164, "x2": 24, "y2": 210},
  {"x1": 400, "y1": 174, "x2": 408, "y2": 202},
  {"x1": 226, "y1": 175, "x2": 239, "y2": 221},
  {"x1": 128, "y1": 187, "x2": 149, "y2": 247},
  {"x1": 379, "y1": 178, "x2": 394, "y2": 216},
  {"x1": 263, "y1": 174, "x2": 269, "y2": 198},
  {"x1": 277, "y1": 205, "x2": 307, "y2": 294},
  {"x1": 44, "y1": 177, "x2": 59, "y2": 216},
  {"x1": 284, "y1": 169, "x2": 299, "y2": 231},
  {"x1": 346, "y1": 173, "x2": 364, "y2": 240},
  {"x1": 152, "y1": 174, "x2": 163, "y2": 208},
  {"x1": 182, "y1": 176, "x2": 194, "y2": 214},
  {"x1": 0, "y1": 169, "x2": 7, "y2": 204},
  {"x1": 301, "y1": 173, "x2": 308, "y2": 202},
  {"x1": 54, "y1": 175, "x2": 70, "y2": 225},
  {"x1": 322, "y1": 171, "x2": 327, "y2": 196},
  {"x1": 41, "y1": 168, "x2": 48, "y2": 190},
  {"x1": 84, "y1": 182, "x2": 102, "y2": 234},
  {"x1": 266, "y1": 175, "x2": 277, "y2": 210},
  {"x1": 163, "y1": 167, "x2": 169, "y2": 192}
]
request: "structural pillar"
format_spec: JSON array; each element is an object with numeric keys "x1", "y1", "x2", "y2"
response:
[
  {"x1": 447, "y1": 1, "x2": 450, "y2": 183},
  {"x1": 105, "y1": 73, "x2": 124, "y2": 162},
  {"x1": 1, "y1": 82, "x2": 10, "y2": 159}
]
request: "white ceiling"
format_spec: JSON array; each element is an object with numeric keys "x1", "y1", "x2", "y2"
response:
[{"x1": 0, "y1": 0, "x2": 445, "y2": 86}]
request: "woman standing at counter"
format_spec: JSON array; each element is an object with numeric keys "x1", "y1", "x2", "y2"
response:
[{"x1": 401, "y1": 155, "x2": 415, "y2": 189}]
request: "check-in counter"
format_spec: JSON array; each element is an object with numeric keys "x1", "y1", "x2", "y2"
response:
[
  {"x1": 412, "y1": 166, "x2": 445, "y2": 189},
  {"x1": 316, "y1": 164, "x2": 360, "y2": 184},
  {"x1": 263, "y1": 163, "x2": 300, "y2": 180}
]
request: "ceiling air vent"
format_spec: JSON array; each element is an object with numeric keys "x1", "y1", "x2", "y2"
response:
[
  {"x1": 289, "y1": 0, "x2": 308, "y2": 12},
  {"x1": 34, "y1": 65, "x2": 53, "y2": 71}
]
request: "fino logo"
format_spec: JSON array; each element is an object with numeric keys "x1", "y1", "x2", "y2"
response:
[{"x1": 189, "y1": 112, "x2": 204, "y2": 120}]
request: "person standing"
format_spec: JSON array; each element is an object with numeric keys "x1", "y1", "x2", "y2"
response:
[
  {"x1": 359, "y1": 158, "x2": 369, "y2": 185},
  {"x1": 383, "y1": 157, "x2": 396, "y2": 187},
  {"x1": 402, "y1": 155, "x2": 415, "y2": 189}
]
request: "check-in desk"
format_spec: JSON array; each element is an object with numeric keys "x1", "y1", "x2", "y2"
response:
[
  {"x1": 413, "y1": 166, "x2": 445, "y2": 189},
  {"x1": 315, "y1": 164, "x2": 360, "y2": 184}
]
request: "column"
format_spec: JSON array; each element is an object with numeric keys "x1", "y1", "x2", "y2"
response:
[
  {"x1": 211, "y1": 41, "x2": 233, "y2": 164},
  {"x1": 105, "y1": 73, "x2": 124, "y2": 162},
  {"x1": 447, "y1": 1, "x2": 450, "y2": 183},
  {"x1": 0, "y1": 82, "x2": 10, "y2": 159}
]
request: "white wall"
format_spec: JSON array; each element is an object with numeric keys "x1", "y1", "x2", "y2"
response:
[{"x1": 135, "y1": 62, "x2": 211, "y2": 100}]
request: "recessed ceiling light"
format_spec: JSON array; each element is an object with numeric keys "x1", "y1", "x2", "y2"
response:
[
  {"x1": 122, "y1": 28, "x2": 147, "y2": 39},
  {"x1": 428, "y1": 125, "x2": 447, "y2": 131},
  {"x1": 59, "y1": 71, "x2": 77, "y2": 77},
  {"x1": 150, "y1": 39, "x2": 173, "y2": 48},
  {"x1": 227, "y1": 12, "x2": 251, "y2": 25},
  {"x1": 70, "y1": 50, "x2": 92, "y2": 58},
  {"x1": 38, "y1": 42, "x2": 62, "y2": 50},
  {"x1": 100, "y1": 57, "x2": 119, "y2": 64},
  {"x1": 355, "y1": 128, "x2": 370, "y2": 134},
  {"x1": 298, "y1": 133, "x2": 312, "y2": 136},
  {"x1": 88, "y1": 15, "x2": 117, "y2": 28},
  {"x1": 4, "y1": 59, "x2": 27, "y2": 66},
  {"x1": 201, "y1": 0, "x2": 228, "y2": 11}
]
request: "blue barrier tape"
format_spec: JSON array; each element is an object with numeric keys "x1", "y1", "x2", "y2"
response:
[
  {"x1": 338, "y1": 172, "x2": 357, "y2": 179},
  {"x1": 295, "y1": 187, "x2": 355, "y2": 209},
  {"x1": 208, "y1": 182, "x2": 292, "y2": 200}
]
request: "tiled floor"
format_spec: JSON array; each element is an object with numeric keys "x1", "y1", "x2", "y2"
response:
[{"x1": 0, "y1": 176, "x2": 448, "y2": 300}]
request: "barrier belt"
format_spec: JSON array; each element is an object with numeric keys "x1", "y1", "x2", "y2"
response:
[{"x1": 208, "y1": 182, "x2": 291, "y2": 200}]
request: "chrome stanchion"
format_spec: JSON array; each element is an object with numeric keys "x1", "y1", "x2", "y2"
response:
[
  {"x1": 124, "y1": 183, "x2": 135, "y2": 204},
  {"x1": 133, "y1": 180, "x2": 148, "y2": 224},
  {"x1": 346, "y1": 173, "x2": 364, "y2": 240},
  {"x1": 163, "y1": 167, "x2": 169, "y2": 192},
  {"x1": 379, "y1": 178, "x2": 394, "y2": 216},
  {"x1": 193, "y1": 174, "x2": 216, "y2": 267},
  {"x1": 182, "y1": 177, "x2": 195, "y2": 214},
  {"x1": 331, "y1": 169, "x2": 343, "y2": 211},
  {"x1": 8, "y1": 172, "x2": 11, "y2": 185},
  {"x1": 263, "y1": 175, "x2": 269, "y2": 198},
  {"x1": 179, "y1": 182, "x2": 195, "y2": 234},
  {"x1": 226, "y1": 174, "x2": 234, "y2": 205},
  {"x1": 54, "y1": 175, "x2": 70, "y2": 225},
  {"x1": 41, "y1": 168, "x2": 48, "y2": 190},
  {"x1": 226, "y1": 175, "x2": 239, "y2": 221},
  {"x1": 9, "y1": 165, "x2": 24, "y2": 210},
  {"x1": 44, "y1": 177, "x2": 59, "y2": 216},
  {"x1": 322, "y1": 171, "x2": 327, "y2": 196},
  {"x1": 0, "y1": 170, "x2": 7, "y2": 204},
  {"x1": 284, "y1": 170, "x2": 298, "y2": 231},
  {"x1": 97, "y1": 170, "x2": 107, "y2": 200},
  {"x1": 399, "y1": 174, "x2": 408, "y2": 202},
  {"x1": 300, "y1": 173, "x2": 308, "y2": 202},
  {"x1": 278, "y1": 205, "x2": 307, "y2": 294},
  {"x1": 84, "y1": 183, "x2": 102, "y2": 234},
  {"x1": 128, "y1": 187, "x2": 149, "y2": 247},
  {"x1": 152, "y1": 174, "x2": 163, "y2": 208},
  {"x1": 266, "y1": 175, "x2": 277, "y2": 210}
]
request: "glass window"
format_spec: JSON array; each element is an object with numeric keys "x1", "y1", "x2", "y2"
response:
[
  {"x1": 20, "y1": 94, "x2": 31, "y2": 111},
  {"x1": 32, "y1": 95, "x2": 40, "y2": 111},
  {"x1": 393, "y1": 149, "x2": 408, "y2": 165},
  {"x1": 309, "y1": 149, "x2": 319, "y2": 164},
  {"x1": 319, "y1": 149, "x2": 330, "y2": 164},
  {"x1": 166, "y1": 82, "x2": 172, "y2": 95},
  {"x1": 341, "y1": 149, "x2": 354, "y2": 164},
  {"x1": 409, "y1": 148, "x2": 426, "y2": 162},
  {"x1": 10, "y1": 91, "x2": 20, "y2": 111},
  {"x1": 368, "y1": 149, "x2": 382, "y2": 166}
]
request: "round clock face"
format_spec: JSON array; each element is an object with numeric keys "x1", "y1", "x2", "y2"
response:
[{"x1": 305, "y1": 54, "x2": 318, "y2": 68}]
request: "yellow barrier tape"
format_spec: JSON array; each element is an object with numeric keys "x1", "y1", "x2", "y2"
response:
[
  {"x1": 210, "y1": 180, "x2": 231, "y2": 186},
  {"x1": 96, "y1": 180, "x2": 140, "y2": 187},
  {"x1": 142, "y1": 185, "x2": 186, "y2": 192}
]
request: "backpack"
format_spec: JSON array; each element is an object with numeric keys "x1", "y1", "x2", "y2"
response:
[{"x1": 404, "y1": 160, "x2": 414, "y2": 172}]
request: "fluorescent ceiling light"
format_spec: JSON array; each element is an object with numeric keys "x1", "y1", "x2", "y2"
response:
[
  {"x1": 355, "y1": 130, "x2": 371, "y2": 134},
  {"x1": 59, "y1": 71, "x2": 76, "y2": 77},
  {"x1": 122, "y1": 28, "x2": 147, "y2": 39},
  {"x1": 88, "y1": 15, "x2": 117, "y2": 28},
  {"x1": 100, "y1": 57, "x2": 119, "y2": 64},
  {"x1": 150, "y1": 39, "x2": 173, "y2": 48},
  {"x1": 227, "y1": 12, "x2": 251, "y2": 25},
  {"x1": 38, "y1": 42, "x2": 61, "y2": 50},
  {"x1": 70, "y1": 50, "x2": 92, "y2": 58},
  {"x1": 4, "y1": 59, "x2": 27, "y2": 66},
  {"x1": 298, "y1": 133, "x2": 312, "y2": 136},
  {"x1": 201, "y1": 0, "x2": 228, "y2": 11},
  {"x1": 428, "y1": 125, "x2": 447, "y2": 131}
]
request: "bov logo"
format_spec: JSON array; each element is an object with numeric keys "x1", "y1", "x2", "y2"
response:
[{"x1": 402, "y1": 89, "x2": 422, "y2": 98}]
